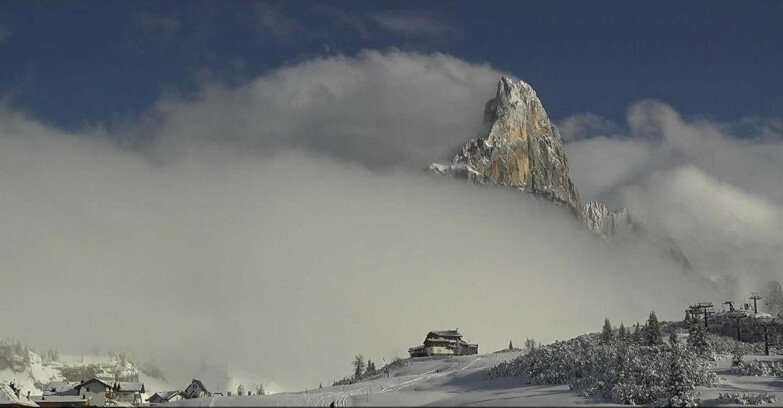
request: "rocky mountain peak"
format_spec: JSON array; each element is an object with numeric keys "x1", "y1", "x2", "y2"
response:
[{"x1": 431, "y1": 76, "x2": 582, "y2": 216}]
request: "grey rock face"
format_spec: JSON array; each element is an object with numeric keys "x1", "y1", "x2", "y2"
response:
[
  {"x1": 582, "y1": 201, "x2": 633, "y2": 239},
  {"x1": 432, "y1": 77, "x2": 581, "y2": 216},
  {"x1": 429, "y1": 76, "x2": 693, "y2": 270}
]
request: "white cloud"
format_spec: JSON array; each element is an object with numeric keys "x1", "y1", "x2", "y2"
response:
[
  {"x1": 558, "y1": 113, "x2": 619, "y2": 142},
  {"x1": 148, "y1": 50, "x2": 503, "y2": 169},
  {"x1": 565, "y1": 100, "x2": 783, "y2": 295},
  {"x1": 0, "y1": 52, "x2": 718, "y2": 392},
  {"x1": 371, "y1": 10, "x2": 454, "y2": 37}
]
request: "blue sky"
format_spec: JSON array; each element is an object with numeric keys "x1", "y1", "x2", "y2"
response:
[{"x1": 1, "y1": 1, "x2": 782, "y2": 130}]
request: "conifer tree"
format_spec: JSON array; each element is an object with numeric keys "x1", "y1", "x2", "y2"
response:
[
  {"x1": 669, "y1": 331, "x2": 678, "y2": 347},
  {"x1": 352, "y1": 355, "x2": 366, "y2": 379},
  {"x1": 618, "y1": 323, "x2": 628, "y2": 343},
  {"x1": 601, "y1": 318, "x2": 614, "y2": 345},
  {"x1": 632, "y1": 323, "x2": 642, "y2": 344},
  {"x1": 509, "y1": 340, "x2": 513, "y2": 350},
  {"x1": 687, "y1": 315, "x2": 710, "y2": 356},
  {"x1": 646, "y1": 311, "x2": 663, "y2": 346},
  {"x1": 667, "y1": 345, "x2": 694, "y2": 407}
]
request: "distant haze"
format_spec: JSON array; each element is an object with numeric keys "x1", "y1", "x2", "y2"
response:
[{"x1": 1, "y1": 51, "x2": 780, "y2": 391}]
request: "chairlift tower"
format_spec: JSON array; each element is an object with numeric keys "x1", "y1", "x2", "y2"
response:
[
  {"x1": 750, "y1": 292, "x2": 762, "y2": 314},
  {"x1": 757, "y1": 317, "x2": 776, "y2": 356}
]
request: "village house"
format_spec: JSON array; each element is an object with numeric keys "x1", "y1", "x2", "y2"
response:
[
  {"x1": 181, "y1": 379, "x2": 210, "y2": 399},
  {"x1": 0, "y1": 383, "x2": 38, "y2": 408},
  {"x1": 145, "y1": 390, "x2": 184, "y2": 405},
  {"x1": 408, "y1": 329, "x2": 479, "y2": 357},
  {"x1": 74, "y1": 378, "x2": 113, "y2": 398},
  {"x1": 112, "y1": 382, "x2": 145, "y2": 405}
]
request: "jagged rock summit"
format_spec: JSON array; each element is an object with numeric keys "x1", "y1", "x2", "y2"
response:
[
  {"x1": 429, "y1": 76, "x2": 631, "y2": 238},
  {"x1": 430, "y1": 77, "x2": 581, "y2": 215}
]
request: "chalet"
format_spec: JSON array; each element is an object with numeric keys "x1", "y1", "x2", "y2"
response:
[
  {"x1": 408, "y1": 329, "x2": 478, "y2": 357},
  {"x1": 181, "y1": 379, "x2": 210, "y2": 399},
  {"x1": 74, "y1": 378, "x2": 113, "y2": 397},
  {"x1": 113, "y1": 382, "x2": 145, "y2": 405},
  {"x1": 146, "y1": 390, "x2": 184, "y2": 404},
  {"x1": 0, "y1": 384, "x2": 38, "y2": 408}
]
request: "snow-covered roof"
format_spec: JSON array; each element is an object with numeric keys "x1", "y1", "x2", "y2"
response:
[
  {"x1": 426, "y1": 337, "x2": 458, "y2": 343},
  {"x1": 0, "y1": 384, "x2": 39, "y2": 407},
  {"x1": 146, "y1": 390, "x2": 181, "y2": 402},
  {"x1": 42, "y1": 382, "x2": 79, "y2": 396},
  {"x1": 74, "y1": 378, "x2": 113, "y2": 390},
  {"x1": 115, "y1": 382, "x2": 144, "y2": 393},
  {"x1": 186, "y1": 379, "x2": 208, "y2": 393},
  {"x1": 31, "y1": 395, "x2": 89, "y2": 404}
]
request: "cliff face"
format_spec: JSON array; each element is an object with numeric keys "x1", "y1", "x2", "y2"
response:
[
  {"x1": 431, "y1": 77, "x2": 582, "y2": 216},
  {"x1": 430, "y1": 76, "x2": 632, "y2": 234},
  {"x1": 582, "y1": 201, "x2": 633, "y2": 239}
]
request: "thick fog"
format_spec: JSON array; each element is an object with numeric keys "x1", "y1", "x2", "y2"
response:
[
  {"x1": 0, "y1": 50, "x2": 776, "y2": 391},
  {"x1": 564, "y1": 101, "x2": 783, "y2": 297}
]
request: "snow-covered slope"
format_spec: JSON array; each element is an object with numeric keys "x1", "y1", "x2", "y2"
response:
[
  {"x1": 166, "y1": 352, "x2": 619, "y2": 407},
  {"x1": 165, "y1": 350, "x2": 783, "y2": 407},
  {"x1": 0, "y1": 344, "x2": 174, "y2": 401}
]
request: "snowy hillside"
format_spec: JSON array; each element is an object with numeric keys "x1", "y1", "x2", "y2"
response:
[
  {"x1": 0, "y1": 342, "x2": 173, "y2": 401},
  {"x1": 167, "y1": 352, "x2": 619, "y2": 407}
]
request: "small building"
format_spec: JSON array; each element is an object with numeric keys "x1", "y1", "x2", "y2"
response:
[
  {"x1": 0, "y1": 384, "x2": 39, "y2": 407},
  {"x1": 181, "y1": 379, "x2": 210, "y2": 399},
  {"x1": 74, "y1": 378, "x2": 113, "y2": 397},
  {"x1": 408, "y1": 329, "x2": 478, "y2": 357},
  {"x1": 146, "y1": 390, "x2": 184, "y2": 404},
  {"x1": 112, "y1": 382, "x2": 145, "y2": 405}
]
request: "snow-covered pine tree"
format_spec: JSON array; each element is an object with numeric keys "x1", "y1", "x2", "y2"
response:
[
  {"x1": 646, "y1": 311, "x2": 663, "y2": 346},
  {"x1": 666, "y1": 345, "x2": 697, "y2": 407},
  {"x1": 237, "y1": 384, "x2": 245, "y2": 397},
  {"x1": 669, "y1": 331, "x2": 678, "y2": 347},
  {"x1": 632, "y1": 323, "x2": 642, "y2": 344},
  {"x1": 687, "y1": 316, "x2": 710, "y2": 356},
  {"x1": 257, "y1": 383, "x2": 265, "y2": 395},
  {"x1": 601, "y1": 318, "x2": 614, "y2": 345},
  {"x1": 353, "y1": 355, "x2": 366, "y2": 379},
  {"x1": 731, "y1": 345, "x2": 745, "y2": 367},
  {"x1": 618, "y1": 323, "x2": 628, "y2": 343},
  {"x1": 366, "y1": 359, "x2": 376, "y2": 374}
]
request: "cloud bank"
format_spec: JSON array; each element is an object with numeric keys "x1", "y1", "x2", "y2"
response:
[
  {"x1": 1, "y1": 50, "x2": 774, "y2": 392},
  {"x1": 564, "y1": 101, "x2": 783, "y2": 297}
]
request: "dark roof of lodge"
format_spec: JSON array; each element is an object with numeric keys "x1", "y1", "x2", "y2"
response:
[
  {"x1": 428, "y1": 330, "x2": 462, "y2": 338},
  {"x1": 74, "y1": 378, "x2": 112, "y2": 390},
  {"x1": 115, "y1": 382, "x2": 144, "y2": 393},
  {"x1": 188, "y1": 379, "x2": 209, "y2": 392}
]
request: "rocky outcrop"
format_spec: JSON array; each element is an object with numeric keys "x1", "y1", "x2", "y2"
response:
[
  {"x1": 429, "y1": 76, "x2": 692, "y2": 269},
  {"x1": 582, "y1": 201, "x2": 633, "y2": 239},
  {"x1": 431, "y1": 77, "x2": 581, "y2": 216}
]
